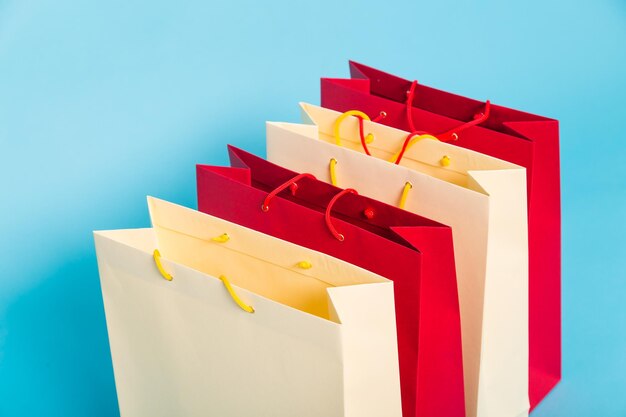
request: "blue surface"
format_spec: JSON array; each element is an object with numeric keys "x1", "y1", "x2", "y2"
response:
[{"x1": 1, "y1": 1, "x2": 625, "y2": 416}]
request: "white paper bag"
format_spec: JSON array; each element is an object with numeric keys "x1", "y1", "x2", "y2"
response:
[
  {"x1": 266, "y1": 103, "x2": 530, "y2": 417},
  {"x1": 94, "y1": 197, "x2": 401, "y2": 417}
]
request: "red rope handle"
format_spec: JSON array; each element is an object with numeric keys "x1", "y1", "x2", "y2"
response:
[
  {"x1": 395, "y1": 131, "x2": 426, "y2": 165},
  {"x1": 438, "y1": 100, "x2": 491, "y2": 142},
  {"x1": 261, "y1": 173, "x2": 316, "y2": 212},
  {"x1": 325, "y1": 188, "x2": 358, "y2": 241},
  {"x1": 372, "y1": 111, "x2": 387, "y2": 123},
  {"x1": 404, "y1": 79, "x2": 491, "y2": 142},
  {"x1": 356, "y1": 111, "x2": 387, "y2": 156},
  {"x1": 357, "y1": 116, "x2": 372, "y2": 156},
  {"x1": 405, "y1": 80, "x2": 419, "y2": 132}
]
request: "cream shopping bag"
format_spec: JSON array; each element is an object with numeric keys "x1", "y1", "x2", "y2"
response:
[
  {"x1": 266, "y1": 103, "x2": 530, "y2": 417},
  {"x1": 94, "y1": 197, "x2": 401, "y2": 417}
]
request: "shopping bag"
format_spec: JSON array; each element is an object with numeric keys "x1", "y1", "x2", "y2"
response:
[
  {"x1": 197, "y1": 146, "x2": 465, "y2": 417},
  {"x1": 94, "y1": 197, "x2": 401, "y2": 417},
  {"x1": 321, "y1": 61, "x2": 561, "y2": 409},
  {"x1": 266, "y1": 104, "x2": 529, "y2": 417}
]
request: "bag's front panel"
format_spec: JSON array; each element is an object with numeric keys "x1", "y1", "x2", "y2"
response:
[
  {"x1": 95, "y1": 230, "x2": 347, "y2": 417},
  {"x1": 327, "y1": 282, "x2": 402, "y2": 417},
  {"x1": 469, "y1": 170, "x2": 530, "y2": 417},
  {"x1": 398, "y1": 225, "x2": 465, "y2": 416},
  {"x1": 149, "y1": 198, "x2": 404, "y2": 417}
]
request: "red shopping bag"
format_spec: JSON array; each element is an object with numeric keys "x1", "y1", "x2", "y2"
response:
[
  {"x1": 197, "y1": 145, "x2": 466, "y2": 417},
  {"x1": 321, "y1": 61, "x2": 561, "y2": 409}
]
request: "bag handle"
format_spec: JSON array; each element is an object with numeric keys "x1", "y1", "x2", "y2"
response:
[
  {"x1": 405, "y1": 80, "x2": 492, "y2": 141},
  {"x1": 261, "y1": 172, "x2": 363, "y2": 242},
  {"x1": 354, "y1": 80, "x2": 490, "y2": 142},
  {"x1": 261, "y1": 173, "x2": 316, "y2": 212},
  {"x1": 435, "y1": 100, "x2": 491, "y2": 142},
  {"x1": 329, "y1": 112, "x2": 440, "y2": 210},
  {"x1": 326, "y1": 109, "x2": 458, "y2": 211},
  {"x1": 153, "y1": 236, "x2": 316, "y2": 313},
  {"x1": 392, "y1": 131, "x2": 440, "y2": 165},
  {"x1": 406, "y1": 80, "x2": 419, "y2": 132},
  {"x1": 398, "y1": 182, "x2": 413, "y2": 210},
  {"x1": 329, "y1": 158, "x2": 414, "y2": 210},
  {"x1": 333, "y1": 110, "x2": 387, "y2": 156},
  {"x1": 153, "y1": 249, "x2": 255, "y2": 313},
  {"x1": 324, "y1": 188, "x2": 358, "y2": 241},
  {"x1": 333, "y1": 109, "x2": 439, "y2": 165}
]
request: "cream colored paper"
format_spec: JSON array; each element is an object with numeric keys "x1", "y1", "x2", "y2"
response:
[
  {"x1": 266, "y1": 103, "x2": 530, "y2": 417},
  {"x1": 94, "y1": 197, "x2": 401, "y2": 417}
]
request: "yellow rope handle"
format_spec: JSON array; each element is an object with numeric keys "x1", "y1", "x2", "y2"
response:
[
  {"x1": 211, "y1": 233, "x2": 230, "y2": 243},
  {"x1": 399, "y1": 182, "x2": 413, "y2": 210},
  {"x1": 333, "y1": 110, "x2": 371, "y2": 146},
  {"x1": 219, "y1": 275, "x2": 255, "y2": 313},
  {"x1": 388, "y1": 134, "x2": 440, "y2": 163},
  {"x1": 153, "y1": 249, "x2": 173, "y2": 281},
  {"x1": 329, "y1": 158, "x2": 338, "y2": 186},
  {"x1": 154, "y1": 249, "x2": 253, "y2": 313}
]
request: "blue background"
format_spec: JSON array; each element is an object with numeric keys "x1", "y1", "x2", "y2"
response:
[{"x1": 1, "y1": 0, "x2": 625, "y2": 416}]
